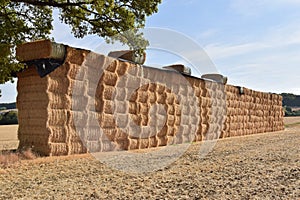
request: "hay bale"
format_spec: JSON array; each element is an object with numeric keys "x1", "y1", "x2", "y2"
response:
[
  {"x1": 108, "y1": 50, "x2": 146, "y2": 64},
  {"x1": 16, "y1": 40, "x2": 66, "y2": 62}
]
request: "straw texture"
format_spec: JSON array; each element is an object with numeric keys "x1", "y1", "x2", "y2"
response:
[{"x1": 16, "y1": 40, "x2": 284, "y2": 156}]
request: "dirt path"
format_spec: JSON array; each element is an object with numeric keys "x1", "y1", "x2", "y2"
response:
[{"x1": 0, "y1": 124, "x2": 299, "y2": 199}]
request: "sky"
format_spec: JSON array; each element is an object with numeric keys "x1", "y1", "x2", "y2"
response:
[{"x1": 1, "y1": 0, "x2": 300, "y2": 103}]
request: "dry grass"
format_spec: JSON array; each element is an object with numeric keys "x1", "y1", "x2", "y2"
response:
[
  {"x1": 0, "y1": 148, "x2": 36, "y2": 168},
  {"x1": 0, "y1": 125, "x2": 18, "y2": 141},
  {"x1": 0, "y1": 125, "x2": 19, "y2": 151},
  {"x1": 284, "y1": 116, "x2": 300, "y2": 125},
  {"x1": 0, "y1": 152, "x2": 19, "y2": 168}
]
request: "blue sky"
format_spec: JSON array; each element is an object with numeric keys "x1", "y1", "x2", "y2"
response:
[{"x1": 1, "y1": 0, "x2": 300, "y2": 102}]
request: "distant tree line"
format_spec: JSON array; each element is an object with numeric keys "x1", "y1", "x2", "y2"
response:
[
  {"x1": 281, "y1": 93, "x2": 300, "y2": 106},
  {"x1": 0, "y1": 102, "x2": 16, "y2": 110},
  {"x1": 281, "y1": 93, "x2": 300, "y2": 116},
  {"x1": 0, "y1": 103, "x2": 17, "y2": 125},
  {"x1": 283, "y1": 106, "x2": 300, "y2": 117},
  {"x1": 0, "y1": 111, "x2": 18, "y2": 125}
]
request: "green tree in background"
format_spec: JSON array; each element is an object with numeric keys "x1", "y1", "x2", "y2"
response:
[
  {"x1": 0, "y1": 111, "x2": 18, "y2": 125},
  {"x1": 0, "y1": 0, "x2": 162, "y2": 86}
]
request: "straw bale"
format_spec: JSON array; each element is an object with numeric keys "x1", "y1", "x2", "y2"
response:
[
  {"x1": 157, "y1": 136, "x2": 168, "y2": 147},
  {"x1": 127, "y1": 102, "x2": 138, "y2": 115},
  {"x1": 68, "y1": 130, "x2": 85, "y2": 143},
  {"x1": 100, "y1": 114, "x2": 115, "y2": 128},
  {"x1": 182, "y1": 133, "x2": 194, "y2": 143},
  {"x1": 48, "y1": 109, "x2": 68, "y2": 126},
  {"x1": 49, "y1": 126, "x2": 67, "y2": 143},
  {"x1": 102, "y1": 85, "x2": 115, "y2": 100},
  {"x1": 102, "y1": 100, "x2": 115, "y2": 114},
  {"x1": 17, "y1": 40, "x2": 66, "y2": 62},
  {"x1": 102, "y1": 71, "x2": 118, "y2": 86},
  {"x1": 137, "y1": 138, "x2": 149, "y2": 149},
  {"x1": 100, "y1": 140, "x2": 115, "y2": 152},
  {"x1": 115, "y1": 139, "x2": 130, "y2": 151},
  {"x1": 19, "y1": 134, "x2": 49, "y2": 147},
  {"x1": 166, "y1": 115, "x2": 176, "y2": 127},
  {"x1": 110, "y1": 131, "x2": 126, "y2": 142},
  {"x1": 68, "y1": 141, "x2": 87, "y2": 154},
  {"x1": 69, "y1": 79, "x2": 88, "y2": 96},
  {"x1": 105, "y1": 60, "x2": 118, "y2": 73},
  {"x1": 86, "y1": 141, "x2": 101, "y2": 153},
  {"x1": 201, "y1": 98, "x2": 210, "y2": 107},
  {"x1": 114, "y1": 87, "x2": 127, "y2": 101},
  {"x1": 146, "y1": 91, "x2": 156, "y2": 104},
  {"x1": 146, "y1": 83, "x2": 155, "y2": 92},
  {"x1": 140, "y1": 115, "x2": 150, "y2": 126},
  {"x1": 115, "y1": 114, "x2": 130, "y2": 129},
  {"x1": 83, "y1": 127, "x2": 101, "y2": 141},
  {"x1": 125, "y1": 76, "x2": 141, "y2": 91},
  {"x1": 138, "y1": 103, "x2": 149, "y2": 115},
  {"x1": 100, "y1": 128, "x2": 116, "y2": 142},
  {"x1": 125, "y1": 92, "x2": 137, "y2": 104},
  {"x1": 49, "y1": 143, "x2": 68, "y2": 156},
  {"x1": 156, "y1": 93, "x2": 166, "y2": 104},
  {"x1": 64, "y1": 47, "x2": 88, "y2": 66},
  {"x1": 29, "y1": 145, "x2": 51, "y2": 157},
  {"x1": 67, "y1": 64, "x2": 84, "y2": 79},
  {"x1": 18, "y1": 72, "x2": 47, "y2": 84},
  {"x1": 47, "y1": 78, "x2": 70, "y2": 94},
  {"x1": 69, "y1": 111, "x2": 88, "y2": 127},
  {"x1": 49, "y1": 65, "x2": 68, "y2": 79},
  {"x1": 155, "y1": 125, "x2": 167, "y2": 137},
  {"x1": 155, "y1": 84, "x2": 165, "y2": 94},
  {"x1": 166, "y1": 135, "x2": 176, "y2": 145},
  {"x1": 128, "y1": 139, "x2": 139, "y2": 150},
  {"x1": 16, "y1": 41, "x2": 285, "y2": 155},
  {"x1": 137, "y1": 91, "x2": 148, "y2": 103}
]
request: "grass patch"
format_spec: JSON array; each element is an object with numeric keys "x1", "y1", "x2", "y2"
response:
[{"x1": 0, "y1": 148, "x2": 37, "y2": 168}]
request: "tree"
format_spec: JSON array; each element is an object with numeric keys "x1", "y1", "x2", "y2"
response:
[
  {"x1": 0, "y1": 111, "x2": 18, "y2": 125},
  {"x1": 0, "y1": 0, "x2": 162, "y2": 86}
]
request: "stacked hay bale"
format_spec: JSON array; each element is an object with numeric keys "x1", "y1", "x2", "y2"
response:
[
  {"x1": 224, "y1": 85, "x2": 284, "y2": 138},
  {"x1": 94, "y1": 58, "x2": 201, "y2": 151},
  {"x1": 17, "y1": 67, "x2": 50, "y2": 154},
  {"x1": 17, "y1": 41, "x2": 90, "y2": 156},
  {"x1": 16, "y1": 40, "x2": 284, "y2": 156}
]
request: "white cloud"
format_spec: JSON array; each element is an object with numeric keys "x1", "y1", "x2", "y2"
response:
[
  {"x1": 204, "y1": 42, "x2": 269, "y2": 60},
  {"x1": 201, "y1": 17, "x2": 300, "y2": 95},
  {"x1": 204, "y1": 18, "x2": 300, "y2": 60},
  {"x1": 230, "y1": 0, "x2": 300, "y2": 16}
]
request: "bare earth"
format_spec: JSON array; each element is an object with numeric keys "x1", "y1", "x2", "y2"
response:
[{"x1": 0, "y1": 119, "x2": 299, "y2": 199}]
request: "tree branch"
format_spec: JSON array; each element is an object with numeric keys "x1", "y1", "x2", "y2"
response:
[{"x1": 10, "y1": 0, "x2": 92, "y2": 8}]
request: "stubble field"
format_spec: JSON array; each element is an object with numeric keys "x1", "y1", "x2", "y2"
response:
[{"x1": 0, "y1": 118, "x2": 299, "y2": 199}]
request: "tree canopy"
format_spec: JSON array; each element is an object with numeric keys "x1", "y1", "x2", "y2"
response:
[{"x1": 0, "y1": 0, "x2": 162, "y2": 85}]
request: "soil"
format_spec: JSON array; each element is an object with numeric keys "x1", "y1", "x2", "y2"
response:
[{"x1": 0, "y1": 119, "x2": 299, "y2": 199}]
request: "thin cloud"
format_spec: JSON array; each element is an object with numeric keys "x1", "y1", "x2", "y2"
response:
[
  {"x1": 230, "y1": 0, "x2": 300, "y2": 16},
  {"x1": 204, "y1": 42, "x2": 269, "y2": 60}
]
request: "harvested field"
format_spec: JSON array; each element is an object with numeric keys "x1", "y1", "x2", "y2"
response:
[
  {"x1": 0, "y1": 118, "x2": 299, "y2": 199},
  {"x1": 0, "y1": 125, "x2": 19, "y2": 150},
  {"x1": 284, "y1": 116, "x2": 300, "y2": 127}
]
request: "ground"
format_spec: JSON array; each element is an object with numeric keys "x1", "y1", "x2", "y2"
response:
[
  {"x1": 0, "y1": 125, "x2": 18, "y2": 151},
  {"x1": 0, "y1": 118, "x2": 299, "y2": 199}
]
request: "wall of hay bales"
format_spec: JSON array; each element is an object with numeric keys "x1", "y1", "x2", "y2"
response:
[
  {"x1": 223, "y1": 86, "x2": 284, "y2": 138},
  {"x1": 17, "y1": 45, "x2": 284, "y2": 156}
]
